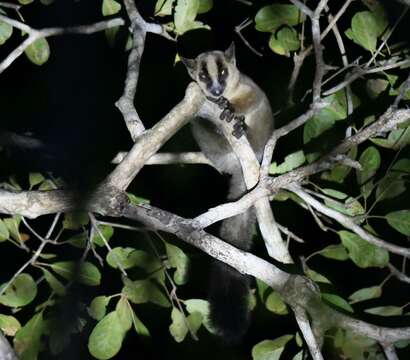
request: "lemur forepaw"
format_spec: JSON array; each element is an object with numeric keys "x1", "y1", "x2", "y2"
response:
[
  {"x1": 207, "y1": 96, "x2": 229, "y2": 109},
  {"x1": 232, "y1": 115, "x2": 247, "y2": 139}
]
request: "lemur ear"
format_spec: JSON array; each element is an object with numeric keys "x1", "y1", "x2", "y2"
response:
[
  {"x1": 224, "y1": 42, "x2": 236, "y2": 64},
  {"x1": 180, "y1": 56, "x2": 197, "y2": 78}
]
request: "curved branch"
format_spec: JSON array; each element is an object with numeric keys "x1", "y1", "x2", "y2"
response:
[
  {"x1": 105, "y1": 83, "x2": 203, "y2": 190},
  {"x1": 288, "y1": 185, "x2": 410, "y2": 258}
]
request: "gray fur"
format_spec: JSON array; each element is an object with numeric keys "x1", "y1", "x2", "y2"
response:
[{"x1": 182, "y1": 44, "x2": 274, "y2": 340}]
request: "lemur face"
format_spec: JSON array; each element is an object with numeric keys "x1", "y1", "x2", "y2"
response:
[{"x1": 181, "y1": 43, "x2": 240, "y2": 98}]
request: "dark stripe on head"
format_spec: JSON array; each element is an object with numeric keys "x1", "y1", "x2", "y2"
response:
[
  {"x1": 199, "y1": 60, "x2": 212, "y2": 88},
  {"x1": 216, "y1": 56, "x2": 228, "y2": 87}
]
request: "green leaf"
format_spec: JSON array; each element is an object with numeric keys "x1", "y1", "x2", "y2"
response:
[
  {"x1": 376, "y1": 159, "x2": 410, "y2": 201},
  {"x1": 304, "y1": 90, "x2": 358, "y2": 146},
  {"x1": 63, "y1": 212, "x2": 89, "y2": 230},
  {"x1": 371, "y1": 125, "x2": 410, "y2": 150},
  {"x1": 102, "y1": 0, "x2": 121, "y2": 16},
  {"x1": 319, "y1": 244, "x2": 349, "y2": 261},
  {"x1": 349, "y1": 286, "x2": 382, "y2": 303},
  {"x1": 174, "y1": 0, "x2": 208, "y2": 35},
  {"x1": 321, "y1": 189, "x2": 348, "y2": 200},
  {"x1": 198, "y1": 0, "x2": 213, "y2": 14},
  {"x1": 347, "y1": 11, "x2": 387, "y2": 52},
  {"x1": 88, "y1": 296, "x2": 110, "y2": 321},
  {"x1": 324, "y1": 196, "x2": 365, "y2": 217},
  {"x1": 122, "y1": 278, "x2": 150, "y2": 304},
  {"x1": 155, "y1": 0, "x2": 176, "y2": 17},
  {"x1": 252, "y1": 335, "x2": 293, "y2": 360},
  {"x1": 0, "y1": 314, "x2": 21, "y2": 336},
  {"x1": 322, "y1": 293, "x2": 353, "y2": 313},
  {"x1": 130, "y1": 309, "x2": 150, "y2": 337},
  {"x1": 184, "y1": 299, "x2": 214, "y2": 333},
  {"x1": 268, "y1": 27, "x2": 300, "y2": 57},
  {"x1": 338, "y1": 231, "x2": 389, "y2": 268},
  {"x1": 106, "y1": 247, "x2": 150, "y2": 270},
  {"x1": 115, "y1": 297, "x2": 133, "y2": 332},
  {"x1": 306, "y1": 268, "x2": 331, "y2": 284},
  {"x1": 25, "y1": 37, "x2": 50, "y2": 66},
  {"x1": 50, "y1": 261, "x2": 101, "y2": 286},
  {"x1": 255, "y1": 4, "x2": 303, "y2": 32},
  {"x1": 122, "y1": 278, "x2": 170, "y2": 307},
  {"x1": 394, "y1": 339, "x2": 410, "y2": 349},
  {"x1": 256, "y1": 279, "x2": 269, "y2": 301},
  {"x1": 92, "y1": 225, "x2": 114, "y2": 247},
  {"x1": 188, "y1": 312, "x2": 203, "y2": 336},
  {"x1": 66, "y1": 231, "x2": 88, "y2": 248},
  {"x1": 88, "y1": 312, "x2": 125, "y2": 360},
  {"x1": 0, "y1": 273, "x2": 37, "y2": 307},
  {"x1": 0, "y1": 219, "x2": 10, "y2": 242},
  {"x1": 41, "y1": 268, "x2": 66, "y2": 296},
  {"x1": 366, "y1": 78, "x2": 389, "y2": 98},
  {"x1": 322, "y1": 147, "x2": 357, "y2": 183},
  {"x1": 303, "y1": 109, "x2": 336, "y2": 145},
  {"x1": 3, "y1": 216, "x2": 22, "y2": 242},
  {"x1": 169, "y1": 307, "x2": 188, "y2": 343},
  {"x1": 14, "y1": 313, "x2": 44, "y2": 360},
  {"x1": 265, "y1": 291, "x2": 288, "y2": 315},
  {"x1": 356, "y1": 146, "x2": 381, "y2": 198},
  {"x1": 0, "y1": 21, "x2": 13, "y2": 45},
  {"x1": 334, "y1": 328, "x2": 378, "y2": 360},
  {"x1": 29, "y1": 172, "x2": 45, "y2": 189},
  {"x1": 270, "y1": 150, "x2": 305, "y2": 174},
  {"x1": 386, "y1": 210, "x2": 410, "y2": 236},
  {"x1": 185, "y1": 299, "x2": 210, "y2": 316},
  {"x1": 365, "y1": 306, "x2": 403, "y2": 316},
  {"x1": 165, "y1": 242, "x2": 190, "y2": 285},
  {"x1": 127, "y1": 193, "x2": 150, "y2": 205}
]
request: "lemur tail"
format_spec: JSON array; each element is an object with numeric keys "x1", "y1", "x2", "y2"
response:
[
  {"x1": 208, "y1": 260, "x2": 251, "y2": 342},
  {"x1": 208, "y1": 204, "x2": 255, "y2": 343}
]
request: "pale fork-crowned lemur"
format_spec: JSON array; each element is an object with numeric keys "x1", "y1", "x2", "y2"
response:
[{"x1": 182, "y1": 43, "x2": 274, "y2": 341}]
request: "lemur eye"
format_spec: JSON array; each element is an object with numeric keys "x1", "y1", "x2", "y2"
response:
[
  {"x1": 220, "y1": 69, "x2": 226, "y2": 75},
  {"x1": 199, "y1": 72, "x2": 207, "y2": 80}
]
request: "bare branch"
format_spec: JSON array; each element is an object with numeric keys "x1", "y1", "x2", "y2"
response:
[
  {"x1": 235, "y1": 18, "x2": 263, "y2": 57},
  {"x1": 122, "y1": 202, "x2": 410, "y2": 345},
  {"x1": 288, "y1": 185, "x2": 410, "y2": 258},
  {"x1": 112, "y1": 151, "x2": 213, "y2": 166},
  {"x1": 323, "y1": 58, "x2": 410, "y2": 96},
  {"x1": 105, "y1": 83, "x2": 204, "y2": 191},
  {"x1": 0, "y1": 331, "x2": 18, "y2": 360},
  {"x1": 0, "y1": 189, "x2": 75, "y2": 218},
  {"x1": 388, "y1": 263, "x2": 410, "y2": 284},
  {"x1": 117, "y1": 0, "x2": 173, "y2": 140},
  {"x1": 198, "y1": 96, "x2": 291, "y2": 263},
  {"x1": 0, "y1": 16, "x2": 124, "y2": 75},
  {"x1": 382, "y1": 343, "x2": 400, "y2": 360},
  {"x1": 293, "y1": 306, "x2": 324, "y2": 360}
]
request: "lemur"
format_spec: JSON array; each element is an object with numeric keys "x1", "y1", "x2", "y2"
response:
[{"x1": 181, "y1": 43, "x2": 274, "y2": 342}]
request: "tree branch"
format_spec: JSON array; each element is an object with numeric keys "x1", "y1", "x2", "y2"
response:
[
  {"x1": 112, "y1": 151, "x2": 212, "y2": 166},
  {"x1": 104, "y1": 83, "x2": 203, "y2": 191},
  {"x1": 117, "y1": 0, "x2": 174, "y2": 139},
  {"x1": 0, "y1": 15, "x2": 124, "y2": 75},
  {"x1": 288, "y1": 185, "x2": 410, "y2": 258},
  {"x1": 0, "y1": 331, "x2": 18, "y2": 360}
]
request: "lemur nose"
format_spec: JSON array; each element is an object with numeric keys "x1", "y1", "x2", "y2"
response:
[{"x1": 211, "y1": 88, "x2": 222, "y2": 96}]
